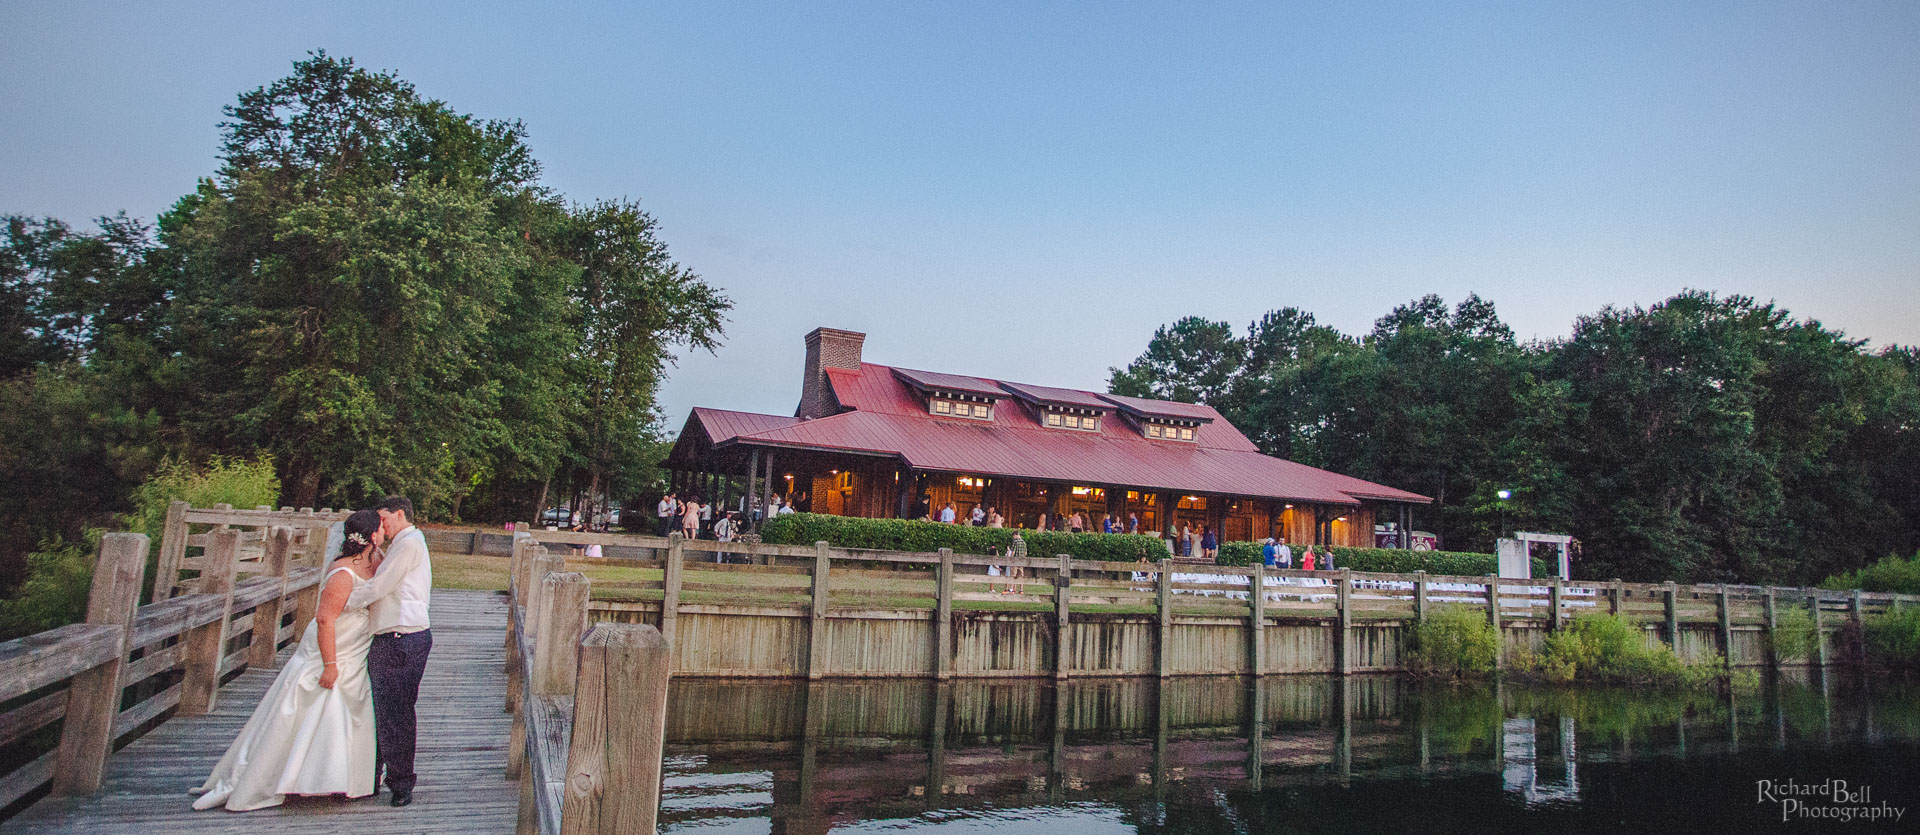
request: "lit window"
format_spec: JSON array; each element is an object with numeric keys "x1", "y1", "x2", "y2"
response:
[
  {"x1": 1084, "y1": 417, "x2": 1099, "y2": 431},
  {"x1": 1179, "y1": 428, "x2": 1193, "y2": 440},
  {"x1": 1147, "y1": 424, "x2": 1162, "y2": 438},
  {"x1": 1046, "y1": 412, "x2": 1062, "y2": 426},
  {"x1": 933, "y1": 400, "x2": 950, "y2": 414},
  {"x1": 972, "y1": 403, "x2": 988, "y2": 418}
]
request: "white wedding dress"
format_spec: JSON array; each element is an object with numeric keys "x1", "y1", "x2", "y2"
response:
[{"x1": 192, "y1": 566, "x2": 377, "y2": 811}]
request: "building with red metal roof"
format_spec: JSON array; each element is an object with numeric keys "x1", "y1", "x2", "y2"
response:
[{"x1": 667, "y1": 327, "x2": 1429, "y2": 547}]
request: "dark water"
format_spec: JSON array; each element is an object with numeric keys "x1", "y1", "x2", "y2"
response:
[{"x1": 659, "y1": 672, "x2": 1920, "y2": 833}]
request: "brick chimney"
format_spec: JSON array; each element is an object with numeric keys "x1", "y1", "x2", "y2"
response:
[{"x1": 796, "y1": 327, "x2": 865, "y2": 419}]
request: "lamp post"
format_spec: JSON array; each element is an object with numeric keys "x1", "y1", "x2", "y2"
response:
[{"x1": 1495, "y1": 489, "x2": 1512, "y2": 541}]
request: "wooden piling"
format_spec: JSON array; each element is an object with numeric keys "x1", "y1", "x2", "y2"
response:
[
  {"x1": 934, "y1": 548, "x2": 954, "y2": 681},
  {"x1": 1249, "y1": 564, "x2": 1266, "y2": 676},
  {"x1": 660, "y1": 533, "x2": 686, "y2": 649},
  {"x1": 1336, "y1": 568, "x2": 1353, "y2": 675},
  {"x1": 1156, "y1": 560, "x2": 1173, "y2": 679},
  {"x1": 808, "y1": 541, "x2": 831, "y2": 680},
  {"x1": 1718, "y1": 585, "x2": 1734, "y2": 667},
  {"x1": 1053, "y1": 554, "x2": 1071, "y2": 681},
  {"x1": 1664, "y1": 582, "x2": 1680, "y2": 649},
  {"x1": 560, "y1": 624, "x2": 672, "y2": 835}
]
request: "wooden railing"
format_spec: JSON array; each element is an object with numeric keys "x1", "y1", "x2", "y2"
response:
[
  {"x1": 152, "y1": 502, "x2": 347, "y2": 601},
  {"x1": 518, "y1": 530, "x2": 1918, "y2": 676},
  {"x1": 0, "y1": 521, "x2": 326, "y2": 808},
  {"x1": 505, "y1": 534, "x2": 671, "y2": 835}
]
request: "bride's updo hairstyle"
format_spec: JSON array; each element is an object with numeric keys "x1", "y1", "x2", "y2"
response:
[{"x1": 339, "y1": 509, "x2": 382, "y2": 560}]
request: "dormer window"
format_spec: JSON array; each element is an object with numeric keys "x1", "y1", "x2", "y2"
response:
[
  {"x1": 930, "y1": 396, "x2": 992, "y2": 421},
  {"x1": 1144, "y1": 420, "x2": 1198, "y2": 442},
  {"x1": 1043, "y1": 408, "x2": 1100, "y2": 432}
]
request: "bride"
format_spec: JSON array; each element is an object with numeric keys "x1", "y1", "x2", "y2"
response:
[{"x1": 192, "y1": 508, "x2": 385, "y2": 811}]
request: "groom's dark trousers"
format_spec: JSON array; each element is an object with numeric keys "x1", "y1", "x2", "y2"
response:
[{"x1": 370, "y1": 629, "x2": 433, "y2": 793}]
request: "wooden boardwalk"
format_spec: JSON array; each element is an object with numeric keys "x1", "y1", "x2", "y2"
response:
[{"x1": 5, "y1": 590, "x2": 516, "y2": 834}]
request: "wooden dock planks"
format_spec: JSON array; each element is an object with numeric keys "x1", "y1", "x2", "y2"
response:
[{"x1": 5, "y1": 590, "x2": 515, "y2": 834}]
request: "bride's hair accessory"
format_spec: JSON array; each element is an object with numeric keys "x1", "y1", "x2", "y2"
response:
[{"x1": 345, "y1": 531, "x2": 371, "y2": 547}]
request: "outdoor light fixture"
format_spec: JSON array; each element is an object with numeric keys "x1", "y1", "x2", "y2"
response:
[{"x1": 1497, "y1": 489, "x2": 1512, "y2": 500}]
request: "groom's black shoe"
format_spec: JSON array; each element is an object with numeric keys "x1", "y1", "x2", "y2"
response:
[{"x1": 389, "y1": 788, "x2": 413, "y2": 807}]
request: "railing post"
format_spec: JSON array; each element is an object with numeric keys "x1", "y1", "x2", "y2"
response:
[
  {"x1": 660, "y1": 533, "x2": 685, "y2": 648},
  {"x1": 1763, "y1": 586, "x2": 1779, "y2": 669},
  {"x1": 51, "y1": 532, "x2": 148, "y2": 795},
  {"x1": 808, "y1": 541, "x2": 832, "y2": 680},
  {"x1": 506, "y1": 532, "x2": 532, "y2": 679},
  {"x1": 1485, "y1": 575, "x2": 1503, "y2": 670},
  {"x1": 1548, "y1": 577, "x2": 1563, "y2": 633},
  {"x1": 1249, "y1": 564, "x2": 1266, "y2": 676},
  {"x1": 1663, "y1": 582, "x2": 1680, "y2": 649},
  {"x1": 1053, "y1": 554, "x2": 1072, "y2": 681},
  {"x1": 153, "y1": 499, "x2": 189, "y2": 601},
  {"x1": 1609, "y1": 579, "x2": 1624, "y2": 615},
  {"x1": 1412, "y1": 570, "x2": 1428, "y2": 624},
  {"x1": 179, "y1": 529, "x2": 240, "y2": 715},
  {"x1": 1336, "y1": 568, "x2": 1353, "y2": 675},
  {"x1": 247, "y1": 526, "x2": 295, "y2": 670},
  {"x1": 934, "y1": 548, "x2": 954, "y2": 681},
  {"x1": 1851, "y1": 590, "x2": 1866, "y2": 666},
  {"x1": 1156, "y1": 559, "x2": 1173, "y2": 679},
  {"x1": 1811, "y1": 592, "x2": 1828, "y2": 668},
  {"x1": 1718, "y1": 585, "x2": 1734, "y2": 668},
  {"x1": 561, "y1": 623, "x2": 671, "y2": 835}
]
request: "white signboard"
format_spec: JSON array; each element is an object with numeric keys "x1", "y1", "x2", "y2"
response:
[{"x1": 1497, "y1": 538, "x2": 1531, "y2": 579}]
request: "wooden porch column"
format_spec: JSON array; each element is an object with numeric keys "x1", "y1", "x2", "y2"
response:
[
  {"x1": 745, "y1": 449, "x2": 760, "y2": 528},
  {"x1": 897, "y1": 467, "x2": 915, "y2": 520},
  {"x1": 761, "y1": 452, "x2": 777, "y2": 526}
]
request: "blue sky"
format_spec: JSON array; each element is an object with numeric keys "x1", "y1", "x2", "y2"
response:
[{"x1": 4, "y1": 2, "x2": 1917, "y2": 425}]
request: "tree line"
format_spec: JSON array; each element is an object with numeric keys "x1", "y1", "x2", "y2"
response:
[
  {"x1": 0, "y1": 52, "x2": 730, "y2": 591},
  {"x1": 1110, "y1": 292, "x2": 1920, "y2": 584}
]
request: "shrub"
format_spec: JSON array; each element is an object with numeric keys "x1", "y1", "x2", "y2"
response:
[
  {"x1": 1772, "y1": 605, "x2": 1818, "y2": 662},
  {"x1": 1405, "y1": 605, "x2": 1501, "y2": 678},
  {"x1": 0, "y1": 456, "x2": 280, "y2": 639},
  {"x1": 759, "y1": 513, "x2": 1171, "y2": 562},
  {"x1": 1864, "y1": 608, "x2": 1920, "y2": 671},
  {"x1": 1523, "y1": 612, "x2": 1731, "y2": 687},
  {"x1": 1216, "y1": 541, "x2": 1549, "y2": 578},
  {"x1": 1822, "y1": 552, "x2": 1920, "y2": 595}
]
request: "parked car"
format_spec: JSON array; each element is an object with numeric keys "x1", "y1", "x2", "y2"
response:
[
  {"x1": 541, "y1": 507, "x2": 571, "y2": 527},
  {"x1": 607, "y1": 507, "x2": 622, "y2": 527}
]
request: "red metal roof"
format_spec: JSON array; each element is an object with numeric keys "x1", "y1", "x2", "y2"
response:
[
  {"x1": 1096, "y1": 392, "x2": 1220, "y2": 422},
  {"x1": 997, "y1": 381, "x2": 1113, "y2": 411},
  {"x1": 889, "y1": 367, "x2": 1007, "y2": 398},
  {"x1": 690, "y1": 407, "x2": 802, "y2": 444},
  {"x1": 703, "y1": 364, "x2": 1429, "y2": 505}
]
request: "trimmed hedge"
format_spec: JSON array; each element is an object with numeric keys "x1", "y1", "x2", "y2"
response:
[
  {"x1": 1215, "y1": 541, "x2": 1551, "y2": 578},
  {"x1": 759, "y1": 513, "x2": 1171, "y2": 562}
]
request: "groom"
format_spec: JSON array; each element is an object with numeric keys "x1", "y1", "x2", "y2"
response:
[{"x1": 347, "y1": 495, "x2": 433, "y2": 807}]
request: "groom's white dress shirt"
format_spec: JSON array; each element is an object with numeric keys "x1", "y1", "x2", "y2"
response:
[{"x1": 347, "y1": 525, "x2": 432, "y2": 635}]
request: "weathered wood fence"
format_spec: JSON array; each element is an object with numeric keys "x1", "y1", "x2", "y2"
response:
[
  {"x1": 505, "y1": 534, "x2": 672, "y2": 835},
  {"x1": 0, "y1": 504, "x2": 342, "y2": 810},
  {"x1": 514, "y1": 530, "x2": 1917, "y2": 678}
]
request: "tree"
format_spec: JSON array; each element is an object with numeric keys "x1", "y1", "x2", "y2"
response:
[{"x1": 1108, "y1": 316, "x2": 1243, "y2": 404}]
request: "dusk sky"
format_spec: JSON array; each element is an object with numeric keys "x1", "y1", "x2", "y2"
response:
[{"x1": 4, "y1": 2, "x2": 1917, "y2": 427}]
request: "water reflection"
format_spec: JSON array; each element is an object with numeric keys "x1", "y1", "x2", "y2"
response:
[{"x1": 661, "y1": 671, "x2": 1920, "y2": 833}]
